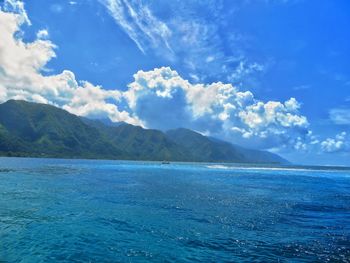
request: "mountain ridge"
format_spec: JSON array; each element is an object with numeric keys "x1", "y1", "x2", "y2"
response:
[{"x1": 0, "y1": 100, "x2": 288, "y2": 164}]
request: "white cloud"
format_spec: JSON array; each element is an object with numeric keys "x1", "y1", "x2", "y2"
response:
[
  {"x1": 125, "y1": 67, "x2": 309, "y2": 149},
  {"x1": 228, "y1": 61, "x2": 265, "y2": 83},
  {"x1": 36, "y1": 29, "x2": 49, "y2": 39},
  {"x1": 329, "y1": 108, "x2": 350, "y2": 125},
  {"x1": 284, "y1": 97, "x2": 301, "y2": 111},
  {"x1": 206, "y1": 56, "x2": 215, "y2": 63},
  {"x1": 321, "y1": 132, "x2": 349, "y2": 153},
  {"x1": 2, "y1": 0, "x2": 30, "y2": 25},
  {"x1": 0, "y1": 2, "x2": 142, "y2": 126},
  {"x1": 98, "y1": 0, "x2": 172, "y2": 55},
  {"x1": 98, "y1": 0, "x2": 264, "y2": 85}
]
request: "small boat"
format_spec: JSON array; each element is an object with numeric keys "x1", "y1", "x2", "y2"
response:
[{"x1": 162, "y1": 161, "x2": 170, "y2": 164}]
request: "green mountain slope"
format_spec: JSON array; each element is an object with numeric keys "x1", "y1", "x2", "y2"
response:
[
  {"x1": 101, "y1": 124, "x2": 192, "y2": 161},
  {"x1": 166, "y1": 128, "x2": 288, "y2": 164},
  {"x1": 165, "y1": 128, "x2": 246, "y2": 162},
  {"x1": 0, "y1": 100, "x2": 288, "y2": 163},
  {"x1": 80, "y1": 118, "x2": 191, "y2": 161},
  {"x1": 0, "y1": 100, "x2": 123, "y2": 158}
]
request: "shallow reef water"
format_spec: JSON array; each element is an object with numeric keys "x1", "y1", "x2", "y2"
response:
[{"x1": 0, "y1": 158, "x2": 349, "y2": 262}]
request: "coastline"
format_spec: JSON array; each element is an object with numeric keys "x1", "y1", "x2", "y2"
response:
[{"x1": 1, "y1": 155, "x2": 349, "y2": 171}]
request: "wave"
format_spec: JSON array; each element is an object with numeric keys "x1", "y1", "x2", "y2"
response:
[
  {"x1": 205, "y1": 165, "x2": 349, "y2": 173},
  {"x1": 206, "y1": 165, "x2": 232, "y2": 170}
]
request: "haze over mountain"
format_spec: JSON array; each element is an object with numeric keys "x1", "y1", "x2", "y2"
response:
[{"x1": 0, "y1": 100, "x2": 287, "y2": 164}]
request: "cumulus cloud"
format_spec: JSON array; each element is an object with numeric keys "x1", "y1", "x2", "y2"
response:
[
  {"x1": 0, "y1": 0, "x2": 142, "y2": 125},
  {"x1": 320, "y1": 132, "x2": 349, "y2": 153},
  {"x1": 125, "y1": 67, "x2": 309, "y2": 149},
  {"x1": 36, "y1": 29, "x2": 49, "y2": 39},
  {"x1": 2, "y1": 0, "x2": 30, "y2": 24},
  {"x1": 125, "y1": 67, "x2": 350, "y2": 153}
]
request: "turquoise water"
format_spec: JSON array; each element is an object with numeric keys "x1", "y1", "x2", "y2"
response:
[{"x1": 0, "y1": 158, "x2": 349, "y2": 262}]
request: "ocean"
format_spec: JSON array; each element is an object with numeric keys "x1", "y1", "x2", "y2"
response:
[{"x1": 0, "y1": 157, "x2": 349, "y2": 262}]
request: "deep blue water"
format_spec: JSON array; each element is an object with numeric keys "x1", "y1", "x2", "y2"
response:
[{"x1": 0, "y1": 158, "x2": 350, "y2": 262}]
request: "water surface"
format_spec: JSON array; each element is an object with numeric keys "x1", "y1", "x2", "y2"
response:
[{"x1": 0, "y1": 158, "x2": 349, "y2": 262}]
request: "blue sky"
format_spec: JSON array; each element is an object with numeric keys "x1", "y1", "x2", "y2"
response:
[{"x1": 0, "y1": 0, "x2": 349, "y2": 165}]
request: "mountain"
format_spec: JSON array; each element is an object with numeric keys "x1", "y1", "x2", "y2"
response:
[
  {"x1": 0, "y1": 100, "x2": 288, "y2": 164},
  {"x1": 79, "y1": 118, "x2": 192, "y2": 161},
  {"x1": 166, "y1": 128, "x2": 247, "y2": 162},
  {"x1": 84, "y1": 120, "x2": 192, "y2": 161},
  {"x1": 0, "y1": 100, "x2": 123, "y2": 158},
  {"x1": 166, "y1": 128, "x2": 288, "y2": 164}
]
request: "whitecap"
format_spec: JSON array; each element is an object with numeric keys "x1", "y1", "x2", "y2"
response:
[{"x1": 206, "y1": 165, "x2": 231, "y2": 170}]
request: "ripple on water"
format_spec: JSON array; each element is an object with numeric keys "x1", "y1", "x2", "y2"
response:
[{"x1": 0, "y1": 158, "x2": 349, "y2": 262}]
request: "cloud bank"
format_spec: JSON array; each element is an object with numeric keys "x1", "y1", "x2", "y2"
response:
[{"x1": 125, "y1": 67, "x2": 309, "y2": 149}]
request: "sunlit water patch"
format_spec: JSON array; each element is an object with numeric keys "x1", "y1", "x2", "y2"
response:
[{"x1": 0, "y1": 158, "x2": 349, "y2": 262}]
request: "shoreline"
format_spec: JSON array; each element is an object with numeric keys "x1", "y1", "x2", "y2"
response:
[{"x1": 0, "y1": 155, "x2": 349, "y2": 171}]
